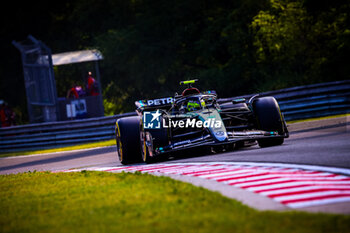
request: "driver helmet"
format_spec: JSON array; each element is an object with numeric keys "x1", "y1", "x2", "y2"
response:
[
  {"x1": 187, "y1": 100, "x2": 201, "y2": 112},
  {"x1": 200, "y1": 99, "x2": 206, "y2": 108}
]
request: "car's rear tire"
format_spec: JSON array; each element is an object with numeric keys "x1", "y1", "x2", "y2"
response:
[
  {"x1": 115, "y1": 116, "x2": 142, "y2": 164},
  {"x1": 253, "y1": 97, "x2": 285, "y2": 148}
]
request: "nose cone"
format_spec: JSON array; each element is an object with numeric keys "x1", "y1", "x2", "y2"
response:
[
  {"x1": 213, "y1": 130, "x2": 228, "y2": 142},
  {"x1": 197, "y1": 109, "x2": 228, "y2": 142}
]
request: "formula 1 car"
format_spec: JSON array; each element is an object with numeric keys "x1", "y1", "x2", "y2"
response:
[{"x1": 115, "y1": 80, "x2": 289, "y2": 164}]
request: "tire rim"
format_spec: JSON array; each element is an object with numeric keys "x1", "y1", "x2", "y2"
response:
[
  {"x1": 141, "y1": 131, "x2": 153, "y2": 162},
  {"x1": 115, "y1": 123, "x2": 123, "y2": 162}
]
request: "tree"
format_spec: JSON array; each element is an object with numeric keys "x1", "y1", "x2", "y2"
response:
[{"x1": 250, "y1": 0, "x2": 350, "y2": 90}]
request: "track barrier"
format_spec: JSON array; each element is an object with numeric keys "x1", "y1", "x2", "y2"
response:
[{"x1": 1, "y1": 80, "x2": 349, "y2": 152}]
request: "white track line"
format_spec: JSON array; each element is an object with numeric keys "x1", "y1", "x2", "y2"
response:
[{"x1": 287, "y1": 197, "x2": 350, "y2": 208}]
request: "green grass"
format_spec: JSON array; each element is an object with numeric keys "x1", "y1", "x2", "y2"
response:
[
  {"x1": 0, "y1": 139, "x2": 116, "y2": 158},
  {"x1": 1, "y1": 171, "x2": 349, "y2": 233}
]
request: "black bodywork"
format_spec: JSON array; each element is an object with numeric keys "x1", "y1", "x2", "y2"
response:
[{"x1": 134, "y1": 90, "x2": 289, "y2": 159}]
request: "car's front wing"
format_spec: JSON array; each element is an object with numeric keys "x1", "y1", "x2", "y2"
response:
[{"x1": 154, "y1": 130, "x2": 288, "y2": 155}]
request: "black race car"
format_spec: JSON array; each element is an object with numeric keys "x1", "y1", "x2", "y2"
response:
[{"x1": 115, "y1": 80, "x2": 289, "y2": 164}]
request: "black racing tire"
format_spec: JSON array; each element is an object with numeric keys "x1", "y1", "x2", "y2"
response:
[
  {"x1": 141, "y1": 116, "x2": 169, "y2": 163},
  {"x1": 115, "y1": 116, "x2": 142, "y2": 165},
  {"x1": 253, "y1": 97, "x2": 285, "y2": 148}
]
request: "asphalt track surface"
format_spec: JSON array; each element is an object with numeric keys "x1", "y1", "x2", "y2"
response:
[
  {"x1": 1, "y1": 116, "x2": 350, "y2": 214},
  {"x1": 1, "y1": 116, "x2": 349, "y2": 175}
]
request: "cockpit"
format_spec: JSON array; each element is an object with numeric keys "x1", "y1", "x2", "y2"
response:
[{"x1": 173, "y1": 95, "x2": 218, "y2": 114}]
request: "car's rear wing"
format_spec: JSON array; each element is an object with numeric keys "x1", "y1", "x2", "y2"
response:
[{"x1": 135, "y1": 97, "x2": 174, "y2": 110}]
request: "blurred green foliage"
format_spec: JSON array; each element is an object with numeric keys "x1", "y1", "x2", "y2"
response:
[{"x1": 1, "y1": 0, "x2": 349, "y2": 119}]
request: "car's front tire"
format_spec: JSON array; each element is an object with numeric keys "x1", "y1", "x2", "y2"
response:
[
  {"x1": 253, "y1": 97, "x2": 285, "y2": 147},
  {"x1": 115, "y1": 116, "x2": 143, "y2": 164}
]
